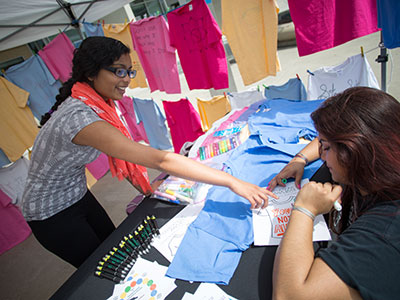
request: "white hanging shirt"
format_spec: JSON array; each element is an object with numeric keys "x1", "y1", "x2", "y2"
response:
[{"x1": 307, "y1": 54, "x2": 380, "y2": 100}]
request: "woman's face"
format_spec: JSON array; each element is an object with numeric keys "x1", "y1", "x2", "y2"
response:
[
  {"x1": 318, "y1": 134, "x2": 347, "y2": 184},
  {"x1": 89, "y1": 53, "x2": 132, "y2": 101}
]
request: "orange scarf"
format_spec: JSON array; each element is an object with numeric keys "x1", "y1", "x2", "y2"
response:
[{"x1": 71, "y1": 82, "x2": 152, "y2": 194}]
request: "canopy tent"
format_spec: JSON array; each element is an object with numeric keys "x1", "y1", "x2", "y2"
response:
[{"x1": 0, "y1": 0, "x2": 132, "y2": 51}]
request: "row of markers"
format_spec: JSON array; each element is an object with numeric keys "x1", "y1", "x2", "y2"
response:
[
  {"x1": 198, "y1": 135, "x2": 241, "y2": 161},
  {"x1": 94, "y1": 215, "x2": 160, "y2": 284}
]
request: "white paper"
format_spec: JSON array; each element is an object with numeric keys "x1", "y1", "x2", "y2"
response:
[
  {"x1": 152, "y1": 202, "x2": 205, "y2": 262},
  {"x1": 183, "y1": 283, "x2": 238, "y2": 300},
  {"x1": 253, "y1": 179, "x2": 331, "y2": 246},
  {"x1": 107, "y1": 257, "x2": 176, "y2": 300}
]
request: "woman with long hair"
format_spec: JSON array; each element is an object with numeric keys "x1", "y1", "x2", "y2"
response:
[{"x1": 271, "y1": 87, "x2": 400, "y2": 299}]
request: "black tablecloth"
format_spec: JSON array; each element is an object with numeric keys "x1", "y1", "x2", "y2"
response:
[{"x1": 50, "y1": 164, "x2": 331, "y2": 300}]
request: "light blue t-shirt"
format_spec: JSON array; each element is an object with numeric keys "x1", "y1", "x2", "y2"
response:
[
  {"x1": 264, "y1": 78, "x2": 307, "y2": 100},
  {"x1": 166, "y1": 99, "x2": 324, "y2": 284},
  {"x1": 132, "y1": 97, "x2": 172, "y2": 150},
  {"x1": 5, "y1": 55, "x2": 61, "y2": 120},
  {"x1": 82, "y1": 22, "x2": 105, "y2": 37}
]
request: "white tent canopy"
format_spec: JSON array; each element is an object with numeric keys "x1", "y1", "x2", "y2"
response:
[{"x1": 0, "y1": 0, "x2": 132, "y2": 51}]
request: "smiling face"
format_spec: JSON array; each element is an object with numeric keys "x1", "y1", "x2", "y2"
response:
[
  {"x1": 318, "y1": 134, "x2": 347, "y2": 184},
  {"x1": 88, "y1": 53, "x2": 132, "y2": 101}
]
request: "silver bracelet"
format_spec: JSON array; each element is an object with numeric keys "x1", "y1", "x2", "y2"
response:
[{"x1": 292, "y1": 206, "x2": 315, "y2": 221}]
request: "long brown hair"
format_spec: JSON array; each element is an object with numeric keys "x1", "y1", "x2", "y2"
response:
[{"x1": 311, "y1": 87, "x2": 400, "y2": 233}]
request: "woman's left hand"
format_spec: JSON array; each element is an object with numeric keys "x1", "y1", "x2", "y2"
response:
[
  {"x1": 295, "y1": 181, "x2": 342, "y2": 216},
  {"x1": 229, "y1": 179, "x2": 278, "y2": 209}
]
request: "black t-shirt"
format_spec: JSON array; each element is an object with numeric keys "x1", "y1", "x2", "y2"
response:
[{"x1": 317, "y1": 200, "x2": 400, "y2": 300}]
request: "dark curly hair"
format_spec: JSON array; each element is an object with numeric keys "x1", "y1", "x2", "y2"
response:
[
  {"x1": 311, "y1": 87, "x2": 400, "y2": 233},
  {"x1": 40, "y1": 36, "x2": 130, "y2": 126}
]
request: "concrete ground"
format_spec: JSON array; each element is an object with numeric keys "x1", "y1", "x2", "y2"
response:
[{"x1": 0, "y1": 30, "x2": 399, "y2": 300}]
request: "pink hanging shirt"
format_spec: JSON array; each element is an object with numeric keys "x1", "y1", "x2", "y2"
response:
[
  {"x1": 130, "y1": 16, "x2": 181, "y2": 94},
  {"x1": 163, "y1": 98, "x2": 204, "y2": 153},
  {"x1": 167, "y1": 0, "x2": 228, "y2": 90},
  {"x1": 288, "y1": 0, "x2": 379, "y2": 56},
  {"x1": 38, "y1": 33, "x2": 75, "y2": 82}
]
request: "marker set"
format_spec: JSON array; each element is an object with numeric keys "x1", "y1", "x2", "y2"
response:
[
  {"x1": 198, "y1": 135, "x2": 241, "y2": 161},
  {"x1": 154, "y1": 176, "x2": 197, "y2": 205},
  {"x1": 94, "y1": 215, "x2": 160, "y2": 284}
]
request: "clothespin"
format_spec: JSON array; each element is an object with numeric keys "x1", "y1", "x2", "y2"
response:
[
  {"x1": 307, "y1": 69, "x2": 315, "y2": 76},
  {"x1": 296, "y1": 73, "x2": 300, "y2": 80},
  {"x1": 58, "y1": 28, "x2": 62, "y2": 34},
  {"x1": 223, "y1": 92, "x2": 227, "y2": 98},
  {"x1": 360, "y1": 46, "x2": 364, "y2": 57},
  {"x1": 102, "y1": 20, "x2": 105, "y2": 26},
  {"x1": 97, "y1": 20, "x2": 100, "y2": 25},
  {"x1": 257, "y1": 85, "x2": 260, "y2": 92},
  {"x1": 124, "y1": 18, "x2": 127, "y2": 25},
  {"x1": 263, "y1": 84, "x2": 269, "y2": 90}
]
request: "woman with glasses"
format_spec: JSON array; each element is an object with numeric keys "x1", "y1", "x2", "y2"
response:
[
  {"x1": 270, "y1": 87, "x2": 400, "y2": 299},
  {"x1": 21, "y1": 36, "x2": 275, "y2": 268}
]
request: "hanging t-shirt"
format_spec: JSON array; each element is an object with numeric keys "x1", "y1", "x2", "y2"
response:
[
  {"x1": 0, "y1": 156, "x2": 29, "y2": 206},
  {"x1": 197, "y1": 95, "x2": 231, "y2": 132},
  {"x1": 264, "y1": 78, "x2": 307, "y2": 101},
  {"x1": 38, "y1": 33, "x2": 75, "y2": 82},
  {"x1": 116, "y1": 96, "x2": 148, "y2": 143},
  {"x1": 5, "y1": 55, "x2": 61, "y2": 120},
  {"x1": 0, "y1": 149, "x2": 11, "y2": 168},
  {"x1": 85, "y1": 153, "x2": 109, "y2": 180},
  {"x1": 82, "y1": 22, "x2": 105, "y2": 37},
  {"x1": 288, "y1": 0, "x2": 379, "y2": 56},
  {"x1": 130, "y1": 16, "x2": 181, "y2": 94},
  {"x1": 221, "y1": 0, "x2": 280, "y2": 85},
  {"x1": 162, "y1": 98, "x2": 204, "y2": 153},
  {"x1": 103, "y1": 23, "x2": 148, "y2": 89},
  {"x1": 227, "y1": 89, "x2": 265, "y2": 110},
  {"x1": 377, "y1": 0, "x2": 400, "y2": 49},
  {"x1": 0, "y1": 77, "x2": 38, "y2": 162},
  {"x1": 307, "y1": 54, "x2": 380, "y2": 100},
  {"x1": 0, "y1": 189, "x2": 31, "y2": 256},
  {"x1": 167, "y1": 0, "x2": 228, "y2": 90},
  {"x1": 132, "y1": 98, "x2": 172, "y2": 150}
]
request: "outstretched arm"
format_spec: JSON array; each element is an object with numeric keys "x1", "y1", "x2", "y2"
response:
[{"x1": 73, "y1": 120, "x2": 277, "y2": 208}]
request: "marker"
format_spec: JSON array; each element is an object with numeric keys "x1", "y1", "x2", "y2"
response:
[
  {"x1": 99, "y1": 260, "x2": 129, "y2": 272},
  {"x1": 165, "y1": 189, "x2": 192, "y2": 204},
  {"x1": 97, "y1": 265, "x2": 127, "y2": 276},
  {"x1": 150, "y1": 215, "x2": 160, "y2": 235},
  {"x1": 334, "y1": 200, "x2": 342, "y2": 211},
  {"x1": 95, "y1": 270, "x2": 124, "y2": 284},
  {"x1": 153, "y1": 190, "x2": 180, "y2": 204}
]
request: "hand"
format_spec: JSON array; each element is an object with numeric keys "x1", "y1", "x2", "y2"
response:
[
  {"x1": 295, "y1": 182, "x2": 342, "y2": 216},
  {"x1": 268, "y1": 159, "x2": 307, "y2": 191},
  {"x1": 230, "y1": 179, "x2": 278, "y2": 209}
]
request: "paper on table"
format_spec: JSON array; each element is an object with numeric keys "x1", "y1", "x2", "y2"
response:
[
  {"x1": 152, "y1": 202, "x2": 205, "y2": 262},
  {"x1": 252, "y1": 179, "x2": 331, "y2": 246},
  {"x1": 107, "y1": 257, "x2": 176, "y2": 300},
  {"x1": 182, "y1": 283, "x2": 238, "y2": 300}
]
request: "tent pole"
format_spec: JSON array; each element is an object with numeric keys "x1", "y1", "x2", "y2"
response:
[{"x1": 376, "y1": 31, "x2": 388, "y2": 92}]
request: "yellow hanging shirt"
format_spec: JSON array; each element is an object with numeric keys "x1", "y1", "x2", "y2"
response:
[
  {"x1": 0, "y1": 77, "x2": 38, "y2": 161},
  {"x1": 197, "y1": 95, "x2": 231, "y2": 132},
  {"x1": 222, "y1": 0, "x2": 281, "y2": 85}
]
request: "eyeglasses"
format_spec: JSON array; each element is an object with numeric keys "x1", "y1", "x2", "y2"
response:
[{"x1": 104, "y1": 67, "x2": 137, "y2": 79}]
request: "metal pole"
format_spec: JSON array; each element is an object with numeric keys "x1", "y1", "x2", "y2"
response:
[{"x1": 376, "y1": 31, "x2": 388, "y2": 92}]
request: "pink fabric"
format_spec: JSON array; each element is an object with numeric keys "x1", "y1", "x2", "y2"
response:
[
  {"x1": 130, "y1": 16, "x2": 181, "y2": 94},
  {"x1": 116, "y1": 96, "x2": 149, "y2": 143},
  {"x1": 162, "y1": 98, "x2": 204, "y2": 153},
  {"x1": 288, "y1": 0, "x2": 379, "y2": 56},
  {"x1": 201, "y1": 108, "x2": 247, "y2": 147},
  {"x1": 38, "y1": 33, "x2": 75, "y2": 82},
  {"x1": 0, "y1": 189, "x2": 31, "y2": 255},
  {"x1": 167, "y1": 0, "x2": 228, "y2": 90},
  {"x1": 85, "y1": 153, "x2": 109, "y2": 180}
]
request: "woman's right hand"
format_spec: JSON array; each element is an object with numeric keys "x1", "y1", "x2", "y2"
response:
[{"x1": 267, "y1": 158, "x2": 307, "y2": 191}]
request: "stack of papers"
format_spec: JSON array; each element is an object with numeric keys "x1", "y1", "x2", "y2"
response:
[{"x1": 182, "y1": 283, "x2": 238, "y2": 300}]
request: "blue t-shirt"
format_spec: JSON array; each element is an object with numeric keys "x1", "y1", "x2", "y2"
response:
[
  {"x1": 5, "y1": 55, "x2": 61, "y2": 120},
  {"x1": 82, "y1": 22, "x2": 105, "y2": 37},
  {"x1": 264, "y1": 78, "x2": 307, "y2": 100},
  {"x1": 132, "y1": 97, "x2": 172, "y2": 150},
  {"x1": 377, "y1": 0, "x2": 400, "y2": 49}
]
